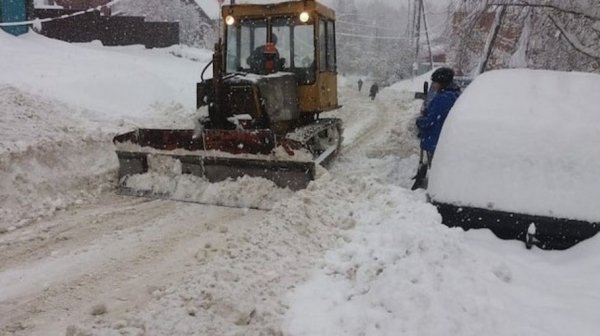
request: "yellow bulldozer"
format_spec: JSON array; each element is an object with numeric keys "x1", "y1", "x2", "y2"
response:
[{"x1": 113, "y1": 0, "x2": 342, "y2": 193}]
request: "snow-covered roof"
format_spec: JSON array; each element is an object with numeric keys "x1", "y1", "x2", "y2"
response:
[
  {"x1": 33, "y1": 0, "x2": 63, "y2": 9},
  {"x1": 428, "y1": 69, "x2": 600, "y2": 222},
  {"x1": 195, "y1": 0, "x2": 222, "y2": 20}
]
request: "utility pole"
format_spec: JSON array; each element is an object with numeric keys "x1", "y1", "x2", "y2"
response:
[
  {"x1": 413, "y1": 0, "x2": 422, "y2": 78},
  {"x1": 407, "y1": 0, "x2": 413, "y2": 41},
  {"x1": 412, "y1": 0, "x2": 434, "y2": 77},
  {"x1": 376, "y1": 26, "x2": 381, "y2": 52},
  {"x1": 421, "y1": 0, "x2": 434, "y2": 70}
]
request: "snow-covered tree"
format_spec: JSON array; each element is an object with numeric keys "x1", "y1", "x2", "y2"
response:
[
  {"x1": 334, "y1": 0, "x2": 412, "y2": 83},
  {"x1": 448, "y1": 0, "x2": 600, "y2": 75},
  {"x1": 113, "y1": 0, "x2": 217, "y2": 48}
]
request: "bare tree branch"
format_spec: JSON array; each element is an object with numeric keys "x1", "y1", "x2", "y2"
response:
[
  {"x1": 449, "y1": 0, "x2": 599, "y2": 72},
  {"x1": 478, "y1": 5, "x2": 508, "y2": 74},
  {"x1": 454, "y1": 2, "x2": 492, "y2": 74},
  {"x1": 488, "y1": 1, "x2": 600, "y2": 21},
  {"x1": 547, "y1": 14, "x2": 600, "y2": 59}
]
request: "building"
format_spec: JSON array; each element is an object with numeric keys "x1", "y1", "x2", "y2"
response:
[
  {"x1": 32, "y1": 0, "x2": 180, "y2": 48},
  {"x1": 1, "y1": 0, "x2": 30, "y2": 36},
  {"x1": 112, "y1": 0, "x2": 216, "y2": 48},
  {"x1": 53, "y1": 0, "x2": 111, "y2": 16},
  {"x1": 7, "y1": 0, "x2": 218, "y2": 48}
]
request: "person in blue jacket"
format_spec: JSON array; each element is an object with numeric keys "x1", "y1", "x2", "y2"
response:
[{"x1": 416, "y1": 67, "x2": 461, "y2": 164}]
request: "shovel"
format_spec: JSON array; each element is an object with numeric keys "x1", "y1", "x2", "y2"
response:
[{"x1": 411, "y1": 149, "x2": 429, "y2": 190}]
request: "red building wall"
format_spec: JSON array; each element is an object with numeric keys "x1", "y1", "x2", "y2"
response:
[{"x1": 452, "y1": 11, "x2": 521, "y2": 71}]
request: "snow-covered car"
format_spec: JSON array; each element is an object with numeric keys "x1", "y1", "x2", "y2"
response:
[{"x1": 427, "y1": 69, "x2": 600, "y2": 249}]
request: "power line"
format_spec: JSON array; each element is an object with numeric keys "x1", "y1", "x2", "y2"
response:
[
  {"x1": 337, "y1": 20, "x2": 401, "y2": 32},
  {"x1": 425, "y1": 9, "x2": 452, "y2": 16},
  {"x1": 338, "y1": 19, "x2": 443, "y2": 39},
  {"x1": 337, "y1": 17, "x2": 448, "y2": 35},
  {"x1": 337, "y1": 29, "x2": 439, "y2": 40},
  {"x1": 337, "y1": 31, "x2": 413, "y2": 41}
]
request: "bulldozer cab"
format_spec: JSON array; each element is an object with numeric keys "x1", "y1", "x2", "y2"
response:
[{"x1": 221, "y1": 0, "x2": 339, "y2": 114}]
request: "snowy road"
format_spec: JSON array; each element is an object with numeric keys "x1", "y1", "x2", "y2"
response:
[
  {"x1": 5, "y1": 33, "x2": 598, "y2": 336},
  {"x1": 1, "y1": 195, "x2": 263, "y2": 334},
  {"x1": 0, "y1": 71, "x2": 421, "y2": 335}
]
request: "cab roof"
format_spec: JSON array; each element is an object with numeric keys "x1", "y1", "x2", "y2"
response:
[{"x1": 222, "y1": 0, "x2": 335, "y2": 20}]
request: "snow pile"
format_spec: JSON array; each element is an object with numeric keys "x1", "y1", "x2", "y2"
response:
[
  {"x1": 124, "y1": 172, "x2": 294, "y2": 210},
  {"x1": 284, "y1": 185, "x2": 600, "y2": 336},
  {"x1": 67, "y1": 174, "x2": 396, "y2": 335},
  {"x1": 0, "y1": 86, "x2": 116, "y2": 231},
  {"x1": 165, "y1": 44, "x2": 213, "y2": 63},
  {"x1": 429, "y1": 69, "x2": 600, "y2": 222},
  {"x1": 0, "y1": 31, "x2": 210, "y2": 231},
  {"x1": 388, "y1": 69, "x2": 437, "y2": 93},
  {"x1": 284, "y1": 182, "x2": 485, "y2": 335},
  {"x1": 0, "y1": 31, "x2": 200, "y2": 125},
  {"x1": 195, "y1": 0, "x2": 221, "y2": 19},
  {"x1": 70, "y1": 171, "x2": 600, "y2": 336}
]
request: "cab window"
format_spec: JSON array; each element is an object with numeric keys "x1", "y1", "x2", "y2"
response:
[
  {"x1": 226, "y1": 17, "x2": 316, "y2": 85},
  {"x1": 273, "y1": 17, "x2": 316, "y2": 84},
  {"x1": 226, "y1": 19, "x2": 267, "y2": 73},
  {"x1": 319, "y1": 19, "x2": 336, "y2": 72}
]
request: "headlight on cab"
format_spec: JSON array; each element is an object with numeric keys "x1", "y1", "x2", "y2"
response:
[{"x1": 299, "y1": 11, "x2": 310, "y2": 23}]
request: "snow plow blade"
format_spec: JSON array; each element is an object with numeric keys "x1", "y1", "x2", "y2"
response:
[{"x1": 113, "y1": 129, "x2": 316, "y2": 191}]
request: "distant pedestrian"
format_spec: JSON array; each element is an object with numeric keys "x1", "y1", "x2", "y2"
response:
[
  {"x1": 357, "y1": 78, "x2": 363, "y2": 92},
  {"x1": 369, "y1": 83, "x2": 379, "y2": 100}
]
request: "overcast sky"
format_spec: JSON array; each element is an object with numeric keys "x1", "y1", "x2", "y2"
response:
[{"x1": 198, "y1": 0, "x2": 452, "y2": 20}]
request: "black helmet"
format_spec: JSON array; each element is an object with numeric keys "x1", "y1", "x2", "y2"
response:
[
  {"x1": 271, "y1": 33, "x2": 278, "y2": 44},
  {"x1": 431, "y1": 67, "x2": 454, "y2": 84}
]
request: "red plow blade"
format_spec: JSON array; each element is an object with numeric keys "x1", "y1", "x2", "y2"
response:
[{"x1": 113, "y1": 128, "x2": 315, "y2": 191}]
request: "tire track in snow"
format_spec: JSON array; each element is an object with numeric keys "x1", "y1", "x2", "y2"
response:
[
  {"x1": 334, "y1": 82, "x2": 420, "y2": 159},
  {"x1": 0, "y1": 194, "x2": 259, "y2": 335}
]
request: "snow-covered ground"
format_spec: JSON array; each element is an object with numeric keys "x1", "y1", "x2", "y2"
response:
[{"x1": 1, "y1": 30, "x2": 600, "y2": 336}]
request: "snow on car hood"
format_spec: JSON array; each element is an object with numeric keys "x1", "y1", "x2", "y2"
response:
[{"x1": 428, "y1": 69, "x2": 600, "y2": 222}]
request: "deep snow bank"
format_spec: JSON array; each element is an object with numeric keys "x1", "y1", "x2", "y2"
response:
[
  {"x1": 0, "y1": 31, "x2": 212, "y2": 231},
  {"x1": 283, "y1": 178, "x2": 600, "y2": 336},
  {"x1": 0, "y1": 86, "x2": 117, "y2": 231}
]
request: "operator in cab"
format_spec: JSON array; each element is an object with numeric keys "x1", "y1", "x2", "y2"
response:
[{"x1": 247, "y1": 33, "x2": 285, "y2": 74}]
